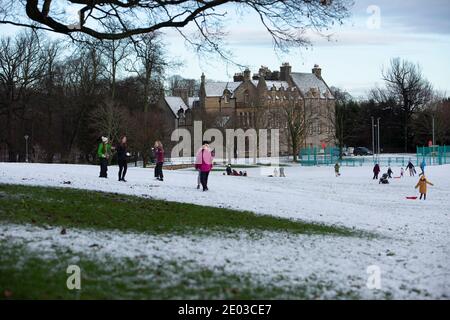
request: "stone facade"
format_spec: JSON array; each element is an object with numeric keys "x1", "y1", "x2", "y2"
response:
[{"x1": 198, "y1": 63, "x2": 336, "y2": 154}]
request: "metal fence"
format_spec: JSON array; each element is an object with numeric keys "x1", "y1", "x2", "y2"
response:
[
  {"x1": 416, "y1": 145, "x2": 450, "y2": 165},
  {"x1": 299, "y1": 146, "x2": 450, "y2": 167}
]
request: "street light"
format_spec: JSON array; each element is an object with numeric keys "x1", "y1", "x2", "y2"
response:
[
  {"x1": 432, "y1": 114, "x2": 435, "y2": 146},
  {"x1": 371, "y1": 116, "x2": 375, "y2": 158},
  {"x1": 377, "y1": 117, "x2": 381, "y2": 155},
  {"x1": 24, "y1": 135, "x2": 29, "y2": 163}
]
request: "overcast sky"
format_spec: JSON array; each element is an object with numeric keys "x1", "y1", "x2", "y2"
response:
[
  {"x1": 165, "y1": 0, "x2": 450, "y2": 98},
  {"x1": 1, "y1": 0, "x2": 449, "y2": 98}
]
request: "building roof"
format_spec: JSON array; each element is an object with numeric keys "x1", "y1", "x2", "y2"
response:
[
  {"x1": 164, "y1": 96, "x2": 188, "y2": 118},
  {"x1": 204, "y1": 81, "x2": 241, "y2": 97},
  {"x1": 252, "y1": 80, "x2": 290, "y2": 91},
  {"x1": 188, "y1": 97, "x2": 199, "y2": 108},
  {"x1": 290, "y1": 73, "x2": 334, "y2": 99}
]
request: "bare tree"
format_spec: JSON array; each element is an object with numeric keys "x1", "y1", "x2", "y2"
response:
[
  {"x1": 328, "y1": 87, "x2": 352, "y2": 157},
  {"x1": 89, "y1": 99, "x2": 129, "y2": 144},
  {"x1": 0, "y1": 0, "x2": 352, "y2": 58},
  {"x1": 282, "y1": 98, "x2": 310, "y2": 162},
  {"x1": 0, "y1": 29, "x2": 45, "y2": 161},
  {"x1": 62, "y1": 43, "x2": 105, "y2": 159},
  {"x1": 97, "y1": 23, "x2": 131, "y2": 100},
  {"x1": 413, "y1": 94, "x2": 450, "y2": 146},
  {"x1": 127, "y1": 32, "x2": 167, "y2": 112},
  {"x1": 374, "y1": 58, "x2": 433, "y2": 152}
]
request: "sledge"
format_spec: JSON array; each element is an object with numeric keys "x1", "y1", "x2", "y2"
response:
[
  {"x1": 406, "y1": 196, "x2": 418, "y2": 200},
  {"x1": 393, "y1": 176, "x2": 401, "y2": 179}
]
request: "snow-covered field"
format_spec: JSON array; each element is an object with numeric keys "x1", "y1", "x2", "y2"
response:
[{"x1": 1, "y1": 162, "x2": 449, "y2": 299}]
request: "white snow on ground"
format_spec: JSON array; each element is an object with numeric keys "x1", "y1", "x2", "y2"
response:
[{"x1": 0, "y1": 162, "x2": 449, "y2": 298}]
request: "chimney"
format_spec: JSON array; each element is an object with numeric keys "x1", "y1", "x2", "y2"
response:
[
  {"x1": 312, "y1": 64, "x2": 322, "y2": 79},
  {"x1": 201, "y1": 72, "x2": 205, "y2": 84},
  {"x1": 233, "y1": 73, "x2": 244, "y2": 82},
  {"x1": 243, "y1": 68, "x2": 251, "y2": 81},
  {"x1": 280, "y1": 62, "x2": 292, "y2": 81}
]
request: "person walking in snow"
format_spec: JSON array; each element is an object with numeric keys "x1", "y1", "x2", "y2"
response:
[
  {"x1": 334, "y1": 162, "x2": 340, "y2": 177},
  {"x1": 415, "y1": 175, "x2": 434, "y2": 200},
  {"x1": 98, "y1": 136, "x2": 112, "y2": 178},
  {"x1": 373, "y1": 163, "x2": 380, "y2": 180},
  {"x1": 387, "y1": 167, "x2": 393, "y2": 179},
  {"x1": 195, "y1": 141, "x2": 214, "y2": 191},
  {"x1": 406, "y1": 161, "x2": 416, "y2": 176},
  {"x1": 153, "y1": 140, "x2": 164, "y2": 181},
  {"x1": 117, "y1": 136, "x2": 129, "y2": 182},
  {"x1": 400, "y1": 167, "x2": 404, "y2": 178},
  {"x1": 419, "y1": 159, "x2": 426, "y2": 176}
]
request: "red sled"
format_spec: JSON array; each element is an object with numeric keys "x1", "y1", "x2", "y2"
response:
[
  {"x1": 406, "y1": 196, "x2": 418, "y2": 200},
  {"x1": 394, "y1": 176, "x2": 401, "y2": 179}
]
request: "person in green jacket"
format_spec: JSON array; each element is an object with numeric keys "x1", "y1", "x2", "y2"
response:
[
  {"x1": 334, "y1": 162, "x2": 341, "y2": 177},
  {"x1": 98, "y1": 136, "x2": 112, "y2": 178}
]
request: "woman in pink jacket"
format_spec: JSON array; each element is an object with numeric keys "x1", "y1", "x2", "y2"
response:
[
  {"x1": 195, "y1": 141, "x2": 214, "y2": 191},
  {"x1": 153, "y1": 140, "x2": 164, "y2": 181}
]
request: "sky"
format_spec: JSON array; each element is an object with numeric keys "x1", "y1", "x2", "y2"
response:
[
  {"x1": 163, "y1": 0, "x2": 450, "y2": 98},
  {"x1": 1, "y1": 0, "x2": 449, "y2": 98}
]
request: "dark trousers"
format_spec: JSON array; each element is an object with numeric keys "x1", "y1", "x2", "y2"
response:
[
  {"x1": 420, "y1": 193, "x2": 426, "y2": 200},
  {"x1": 155, "y1": 162, "x2": 163, "y2": 180},
  {"x1": 118, "y1": 160, "x2": 127, "y2": 180},
  {"x1": 373, "y1": 173, "x2": 379, "y2": 179},
  {"x1": 99, "y1": 158, "x2": 108, "y2": 178},
  {"x1": 200, "y1": 171, "x2": 210, "y2": 190}
]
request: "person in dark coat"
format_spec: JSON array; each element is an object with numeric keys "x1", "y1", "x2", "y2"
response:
[
  {"x1": 373, "y1": 163, "x2": 380, "y2": 180},
  {"x1": 226, "y1": 164, "x2": 232, "y2": 176},
  {"x1": 117, "y1": 136, "x2": 128, "y2": 182},
  {"x1": 406, "y1": 161, "x2": 416, "y2": 176},
  {"x1": 153, "y1": 140, "x2": 164, "y2": 181},
  {"x1": 387, "y1": 167, "x2": 393, "y2": 178}
]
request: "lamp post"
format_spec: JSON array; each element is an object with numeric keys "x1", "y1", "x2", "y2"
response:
[
  {"x1": 371, "y1": 117, "x2": 375, "y2": 159},
  {"x1": 24, "y1": 135, "x2": 29, "y2": 163},
  {"x1": 432, "y1": 114, "x2": 435, "y2": 146},
  {"x1": 377, "y1": 117, "x2": 381, "y2": 155}
]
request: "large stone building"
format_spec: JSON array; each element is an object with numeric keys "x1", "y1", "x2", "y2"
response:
[
  {"x1": 198, "y1": 63, "x2": 336, "y2": 154},
  {"x1": 160, "y1": 63, "x2": 336, "y2": 156}
]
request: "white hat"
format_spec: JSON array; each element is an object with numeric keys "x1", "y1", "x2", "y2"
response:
[{"x1": 101, "y1": 136, "x2": 108, "y2": 143}]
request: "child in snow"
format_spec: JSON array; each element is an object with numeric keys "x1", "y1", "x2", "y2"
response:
[
  {"x1": 415, "y1": 175, "x2": 434, "y2": 200},
  {"x1": 279, "y1": 167, "x2": 286, "y2": 177},
  {"x1": 373, "y1": 163, "x2": 380, "y2": 180},
  {"x1": 226, "y1": 164, "x2": 232, "y2": 176},
  {"x1": 379, "y1": 173, "x2": 389, "y2": 184},
  {"x1": 419, "y1": 159, "x2": 426, "y2": 176},
  {"x1": 400, "y1": 167, "x2": 404, "y2": 178},
  {"x1": 195, "y1": 141, "x2": 214, "y2": 191},
  {"x1": 406, "y1": 161, "x2": 416, "y2": 176},
  {"x1": 334, "y1": 162, "x2": 340, "y2": 177},
  {"x1": 387, "y1": 167, "x2": 393, "y2": 178},
  {"x1": 153, "y1": 141, "x2": 164, "y2": 181},
  {"x1": 98, "y1": 136, "x2": 112, "y2": 178}
]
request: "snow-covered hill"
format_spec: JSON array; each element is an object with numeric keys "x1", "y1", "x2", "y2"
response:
[{"x1": 1, "y1": 162, "x2": 449, "y2": 298}]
